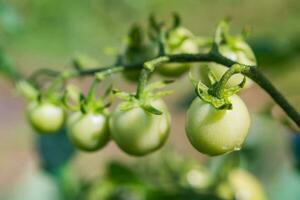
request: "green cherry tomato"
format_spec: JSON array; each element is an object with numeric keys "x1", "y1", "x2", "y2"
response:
[
  {"x1": 185, "y1": 95, "x2": 250, "y2": 156},
  {"x1": 109, "y1": 99, "x2": 171, "y2": 156},
  {"x1": 217, "y1": 169, "x2": 266, "y2": 200},
  {"x1": 200, "y1": 39, "x2": 256, "y2": 88},
  {"x1": 158, "y1": 27, "x2": 198, "y2": 77},
  {"x1": 27, "y1": 101, "x2": 65, "y2": 134},
  {"x1": 183, "y1": 166, "x2": 212, "y2": 189},
  {"x1": 67, "y1": 111, "x2": 110, "y2": 151}
]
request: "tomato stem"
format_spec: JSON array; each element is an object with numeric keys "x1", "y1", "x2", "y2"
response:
[
  {"x1": 136, "y1": 56, "x2": 169, "y2": 99},
  {"x1": 26, "y1": 39, "x2": 300, "y2": 128}
]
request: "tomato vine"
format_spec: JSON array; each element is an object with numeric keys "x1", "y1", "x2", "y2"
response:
[{"x1": 15, "y1": 14, "x2": 300, "y2": 156}]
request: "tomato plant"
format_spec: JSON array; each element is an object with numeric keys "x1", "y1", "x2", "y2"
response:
[
  {"x1": 3, "y1": 11, "x2": 300, "y2": 200},
  {"x1": 10, "y1": 15, "x2": 300, "y2": 159}
]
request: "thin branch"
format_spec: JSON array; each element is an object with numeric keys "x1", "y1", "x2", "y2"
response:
[{"x1": 28, "y1": 51, "x2": 300, "y2": 128}]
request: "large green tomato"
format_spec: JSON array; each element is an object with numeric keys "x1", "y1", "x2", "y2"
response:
[
  {"x1": 185, "y1": 95, "x2": 250, "y2": 156},
  {"x1": 200, "y1": 39, "x2": 256, "y2": 88},
  {"x1": 67, "y1": 111, "x2": 110, "y2": 151},
  {"x1": 217, "y1": 169, "x2": 267, "y2": 200},
  {"x1": 158, "y1": 27, "x2": 198, "y2": 77},
  {"x1": 109, "y1": 99, "x2": 171, "y2": 156},
  {"x1": 27, "y1": 101, "x2": 65, "y2": 134}
]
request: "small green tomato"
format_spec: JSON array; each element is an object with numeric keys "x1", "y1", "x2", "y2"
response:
[
  {"x1": 185, "y1": 95, "x2": 250, "y2": 156},
  {"x1": 109, "y1": 99, "x2": 171, "y2": 156},
  {"x1": 217, "y1": 169, "x2": 267, "y2": 200},
  {"x1": 27, "y1": 101, "x2": 65, "y2": 134},
  {"x1": 158, "y1": 27, "x2": 198, "y2": 77},
  {"x1": 67, "y1": 111, "x2": 110, "y2": 151}
]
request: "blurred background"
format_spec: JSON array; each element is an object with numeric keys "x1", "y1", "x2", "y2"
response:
[{"x1": 0, "y1": 0, "x2": 300, "y2": 199}]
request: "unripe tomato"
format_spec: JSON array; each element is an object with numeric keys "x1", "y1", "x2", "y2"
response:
[
  {"x1": 67, "y1": 111, "x2": 110, "y2": 151},
  {"x1": 109, "y1": 99, "x2": 170, "y2": 156},
  {"x1": 158, "y1": 27, "x2": 198, "y2": 77},
  {"x1": 217, "y1": 169, "x2": 266, "y2": 200},
  {"x1": 185, "y1": 95, "x2": 250, "y2": 156},
  {"x1": 200, "y1": 39, "x2": 256, "y2": 88},
  {"x1": 183, "y1": 166, "x2": 212, "y2": 189},
  {"x1": 27, "y1": 101, "x2": 65, "y2": 134}
]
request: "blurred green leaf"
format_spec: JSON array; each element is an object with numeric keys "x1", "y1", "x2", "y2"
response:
[
  {"x1": 36, "y1": 128, "x2": 75, "y2": 175},
  {"x1": 106, "y1": 161, "x2": 142, "y2": 185}
]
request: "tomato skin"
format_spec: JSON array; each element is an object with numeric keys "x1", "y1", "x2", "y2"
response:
[
  {"x1": 27, "y1": 101, "x2": 65, "y2": 134},
  {"x1": 217, "y1": 169, "x2": 267, "y2": 200},
  {"x1": 158, "y1": 27, "x2": 198, "y2": 77},
  {"x1": 200, "y1": 39, "x2": 256, "y2": 88},
  {"x1": 109, "y1": 99, "x2": 171, "y2": 156},
  {"x1": 67, "y1": 111, "x2": 110, "y2": 151},
  {"x1": 185, "y1": 95, "x2": 250, "y2": 156}
]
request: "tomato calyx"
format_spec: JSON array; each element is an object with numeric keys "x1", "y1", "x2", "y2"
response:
[
  {"x1": 63, "y1": 79, "x2": 112, "y2": 114},
  {"x1": 113, "y1": 80, "x2": 173, "y2": 115},
  {"x1": 189, "y1": 66, "x2": 246, "y2": 110}
]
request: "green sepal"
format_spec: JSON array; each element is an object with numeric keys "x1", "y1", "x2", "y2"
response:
[
  {"x1": 153, "y1": 90, "x2": 174, "y2": 99},
  {"x1": 145, "y1": 80, "x2": 174, "y2": 92},
  {"x1": 103, "y1": 84, "x2": 113, "y2": 97},
  {"x1": 118, "y1": 101, "x2": 137, "y2": 111},
  {"x1": 141, "y1": 104, "x2": 163, "y2": 115},
  {"x1": 207, "y1": 69, "x2": 218, "y2": 85},
  {"x1": 112, "y1": 89, "x2": 134, "y2": 101},
  {"x1": 196, "y1": 82, "x2": 232, "y2": 110},
  {"x1": 214, "y1": 19, "x2": 230, "y2": 46},
  {"x1": 16, "y1": 80, "x2": 39, "y2": 101},
  {"x1": 79, "y1": 93, "x2": 87, "y2": 114},
  {"x1": 189, "y1": 72, "x2": 233, "y2": 110},
  {"x1": 223, "y1": 76, "x2": 246, "y2": 96},
  {"x1": 62, "y1": 84, "x2": 81, "y2": 110}
]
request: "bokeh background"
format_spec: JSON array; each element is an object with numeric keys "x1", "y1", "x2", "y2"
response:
[{"x1": 1, "y1": 0, "x2": 300, "y2": 199}]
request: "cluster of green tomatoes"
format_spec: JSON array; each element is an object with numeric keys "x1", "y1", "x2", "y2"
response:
[{"x1": 18, "y1": 17, "x2": 256, "y2": 157}]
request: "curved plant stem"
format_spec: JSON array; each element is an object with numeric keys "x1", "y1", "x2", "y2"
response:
[
  {"x1": 28, "y1": 51, "x2": 300, "y2": 128},
  {"x1": 136, "y1": 56, "x2": 169, "y2": 99},
  {"x1": 244, "y1": 66, "x2": 300, "y2": 127}
]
